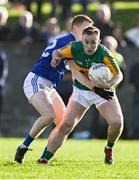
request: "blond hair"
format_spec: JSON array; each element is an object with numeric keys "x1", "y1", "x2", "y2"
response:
[{"x1": 71, "y1": 14, "x2": 93, "y2": 29}]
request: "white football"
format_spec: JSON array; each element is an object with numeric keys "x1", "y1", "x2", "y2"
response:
[{"x1": 88, "y1": 63, "x2": 112, "y2": 82}]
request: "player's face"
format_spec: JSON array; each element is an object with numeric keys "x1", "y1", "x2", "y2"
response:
[
  {"x1": 82, "y1": 33, "x2": 101, "y2": 55},
  {"x1": 74, "y1": 21, "x2": 93, "y2": 41}
]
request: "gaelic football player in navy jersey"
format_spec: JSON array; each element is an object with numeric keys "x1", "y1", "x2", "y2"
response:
[{"x1": 39, "y1": 26, "x2": 124, "y2": 165}]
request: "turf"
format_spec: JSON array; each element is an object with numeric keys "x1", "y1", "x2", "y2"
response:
[{"x1": 0, "y1": 138, "x2": 139, "y2": 179}]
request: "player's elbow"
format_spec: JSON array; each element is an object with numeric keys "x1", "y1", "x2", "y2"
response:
[
  {"x1": 119, "y1": 71, "x2": 123, "y2": 83},
  {"x1": 116, "y1": 70, "x2": 123, "y2": 84}
]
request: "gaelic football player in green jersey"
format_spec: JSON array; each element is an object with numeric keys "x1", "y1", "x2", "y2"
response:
[{"x1": 38, "y1": 26, "x2": 124, "y2": 165}]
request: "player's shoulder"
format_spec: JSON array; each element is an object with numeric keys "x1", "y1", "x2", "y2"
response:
[
  {"x1": 56, "y1": 33, "x2": 76, "y2": 49},
  {"x1": 99, "y1": 44, "x2": 109, "y2": 52},
  {"x1": 43, "y1": 33, "x2": 76, "y2": 54},
  {"x1": 57, "y1": 33, "x2": 75, "y2": 43},
  {"x1": 99, "y1": 44, "x2": 114, "y2": 57}
]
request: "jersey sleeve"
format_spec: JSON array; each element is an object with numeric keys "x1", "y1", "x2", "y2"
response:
[
  {"x1": 102, "y1": 49, "x2": 121, "y2": 76},
  {"x1": 59, "y1": 44, "x2": 73, "y2": 59}
]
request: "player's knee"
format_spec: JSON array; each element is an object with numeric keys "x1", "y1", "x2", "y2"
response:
[
  {"x1": 42, "y1": 113, "x2": 56, "y2": 126},
  {"x1": 59, "y1": 122, "x2": 74, "y2": 135},
  {"x1": 111, "y1": 116, "x2": 123, "y2": 130}
]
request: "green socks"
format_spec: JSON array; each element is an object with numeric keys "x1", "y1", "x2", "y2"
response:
[
  {"x1": 44, "y1": 150, "x2": 54, "y2": 160},
  {"x1": 41, "y1": 147, "x2": 54, "y2": 160},
  {"x1": 107, "y1": 141, "x2": 114, "y2": 148}
]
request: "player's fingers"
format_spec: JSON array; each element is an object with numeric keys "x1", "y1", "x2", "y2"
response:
[
  {"x1": 51, "y1": 59, "x2": 57, "y2": 67},
  {"x1": 97, "y1": 77, "x2": 105, "y2": 83}
]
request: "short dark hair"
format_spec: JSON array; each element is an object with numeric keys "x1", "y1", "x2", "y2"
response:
[
  {"x1": 83, "y1": 26, "x2": 100, "y2": 37},
  {"x1": 71, "y1": 14, "x2": 93, "y2": 29}
]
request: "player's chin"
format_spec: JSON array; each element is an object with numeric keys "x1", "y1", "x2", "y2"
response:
[{"x1": 87, "y1": 50, "x2": 93, "y2": 55}]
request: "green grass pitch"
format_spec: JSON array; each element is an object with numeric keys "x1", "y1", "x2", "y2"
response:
[{"x1": 0, "y1": 138, "x2": 139, "y2": 179}]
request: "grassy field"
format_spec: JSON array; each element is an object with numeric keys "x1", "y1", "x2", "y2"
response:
[{"x1": 0, "y1": 138, "x2": 139, "y2": 179}]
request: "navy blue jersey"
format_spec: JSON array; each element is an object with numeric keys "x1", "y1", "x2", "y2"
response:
[{"x1": 32, "y1": 33, "x2": 75, "y2": 87}]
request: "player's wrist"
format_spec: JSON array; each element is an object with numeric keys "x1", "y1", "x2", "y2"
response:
[{"x1": 107, "y1": 81, "x2": 112, "y2": 88}]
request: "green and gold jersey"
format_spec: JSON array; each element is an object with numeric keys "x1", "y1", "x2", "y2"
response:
[{"x1": 59, "y1": 41, "x2": 120, "y2": 90}]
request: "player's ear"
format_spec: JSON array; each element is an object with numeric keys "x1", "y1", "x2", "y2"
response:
[{"x1": 72, "y1": 25, "x2": 77, "y2": 34}]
